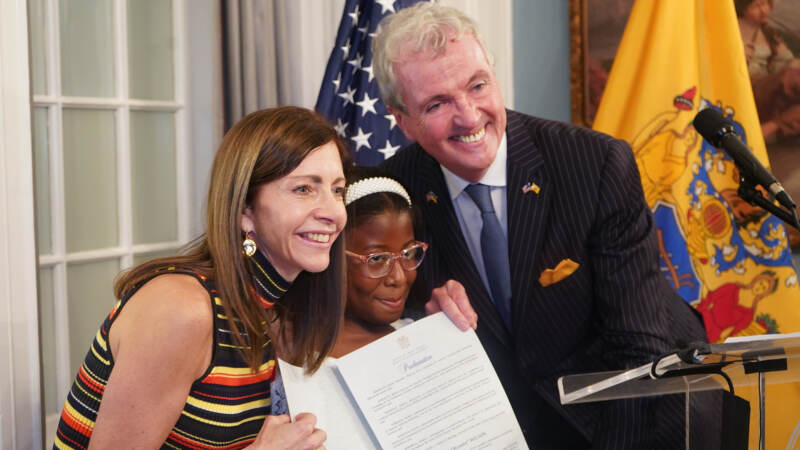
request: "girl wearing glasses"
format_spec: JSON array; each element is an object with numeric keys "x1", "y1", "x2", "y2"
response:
[{"x1": 334, "y1": 166, "x2": 428, "y2": 357}]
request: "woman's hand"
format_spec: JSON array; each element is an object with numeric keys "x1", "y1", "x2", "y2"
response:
[{"x1": 249, "y1": 413, "x2": 327, "y2": 450}]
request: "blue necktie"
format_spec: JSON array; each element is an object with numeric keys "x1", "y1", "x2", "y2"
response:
[{"x1": 464, "y1": 183, "x2": 512, "y2": 330}]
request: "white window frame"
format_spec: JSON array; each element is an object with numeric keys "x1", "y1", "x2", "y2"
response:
[
  {"x1": 0, "y1": 1, "x2": 43, "y2": 448},
  {"x1": 31, "y1": 0, "x2": 190, "y2": 443}
]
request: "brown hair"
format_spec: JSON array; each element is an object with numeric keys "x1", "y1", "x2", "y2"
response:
[{"x1": 114, "y1": 106, "x2": 349, "y2": 373}]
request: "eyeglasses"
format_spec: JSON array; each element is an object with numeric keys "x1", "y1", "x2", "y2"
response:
[{"x1": 345, "y1": 241, "x2": 429, "y2": 278}]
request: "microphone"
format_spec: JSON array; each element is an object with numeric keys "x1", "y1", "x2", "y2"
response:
[
  {"x1": 693, "y1": 108, "x2": 796, "y2": 212},
  {"x1": 676, "y1": 341, "x2": 711, "y2": 364}
]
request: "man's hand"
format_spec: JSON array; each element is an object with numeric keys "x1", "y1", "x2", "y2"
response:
[{"x1": 425, "y1": 279, "x2": 478, "y2": 331}]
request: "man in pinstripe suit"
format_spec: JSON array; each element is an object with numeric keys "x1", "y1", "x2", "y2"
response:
[{"x1": 373, "y1": 3, "x2": 720, "y2": 449}]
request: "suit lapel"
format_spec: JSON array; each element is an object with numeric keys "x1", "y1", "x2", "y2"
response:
[
  {"x1": 415, "y1": 151, "x2": 511, "y2": 347},
  {"x1": 505, "y1": 111, "x2": 551, "y2": 334}
]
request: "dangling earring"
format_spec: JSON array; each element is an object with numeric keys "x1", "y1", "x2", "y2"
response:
[{"x1": 243, "y1": 232, "x2": 257, "y2": 257}]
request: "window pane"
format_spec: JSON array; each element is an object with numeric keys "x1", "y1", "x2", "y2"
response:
[
  {"x1": 133, "y1": 249, "x2": 178, "y2": 266},
  {"x1": 63, "y1": 109, "x2": 118, "y2": 252},
  {"x1": 127, "y1": 0, "x2": 174, "y2": 100},
  {"x1": 60, "y1": 0, "x2": 114, "y2": 97},
  {"x1": 33, "y1": 107, "x2": 52, "y2": 254},
  {"x1": 67, "y1": 259, "x2": 120, "y2": 376},
  {"x1": 38, "y1": 267, "x2": 59, "y2": 415},
  {"x1": 29, "y1": 0, "x2": 48, "y2": 95},
  {"x1": 130, "y1": 111, "x2": 177, "y2": 244}
]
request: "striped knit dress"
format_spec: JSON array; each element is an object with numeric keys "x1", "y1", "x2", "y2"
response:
[{"x1": 53, "y1": 252, "x2": 290, "y2": 449}]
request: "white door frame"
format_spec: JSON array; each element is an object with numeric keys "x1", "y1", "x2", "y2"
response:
[{"x1": 0, "y1": 0, "x2": 44, "y2": 448}]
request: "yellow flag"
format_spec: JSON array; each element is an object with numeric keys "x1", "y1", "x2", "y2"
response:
[{"x1": 593, "y1": 1, "x2": 800, "y2": 447}]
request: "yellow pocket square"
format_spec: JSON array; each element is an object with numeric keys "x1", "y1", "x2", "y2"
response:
[{"x1": 539, "y1": 259, "x2": 580, "y2": 287}]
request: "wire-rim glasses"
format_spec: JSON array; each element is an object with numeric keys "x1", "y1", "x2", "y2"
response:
[{"x1": 345, "y1": 241, "x2": 429, "y2": 278}]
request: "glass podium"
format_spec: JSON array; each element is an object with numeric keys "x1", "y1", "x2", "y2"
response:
[{"x1": 558, "y1": 333, "x2": 800, "y2": 450}]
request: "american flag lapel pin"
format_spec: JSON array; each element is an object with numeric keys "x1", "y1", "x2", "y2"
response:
[
  {"x1": 522, "y1": 182, "x2": 540, "y2": 195},
  {"x1": 426, "y1": 191, "x2": 438, "y2": 204}
]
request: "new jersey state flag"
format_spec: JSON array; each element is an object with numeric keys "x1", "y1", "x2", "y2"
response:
[
  {"x1": 316, "y1": 0, "x2": 424, "y2": 166},
  {"x1": 593, "y1": 1, "x2": 800, "y2": 447}
]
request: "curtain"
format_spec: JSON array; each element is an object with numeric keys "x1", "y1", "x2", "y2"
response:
[
  {"x1": 222, "y1": 0, "x2": 279, "y2": 128},
  {"x1": 222, "y1": 0, "x2": 344, "y2": 130}
]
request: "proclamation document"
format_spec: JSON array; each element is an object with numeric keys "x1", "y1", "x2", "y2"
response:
[
  {"x1": 336, "y1": 312, "x2": 527, "y2": 450},
  {"x1": 278, "y1": 357, "x2": 378, "y2": 449}
]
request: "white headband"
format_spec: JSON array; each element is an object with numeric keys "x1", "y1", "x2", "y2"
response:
[{"x1": 345, "y1": 177, "x2": 412, "y2": 206}]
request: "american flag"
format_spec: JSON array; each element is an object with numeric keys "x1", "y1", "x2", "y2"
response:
[{"x1": 316, "y1": 0, "x2": 423, "y2": 166}]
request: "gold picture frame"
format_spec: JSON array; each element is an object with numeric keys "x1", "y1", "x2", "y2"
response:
[
  {"x1": 568, "y1": 0, "x2": 589, "y2": 128},
  {"x1": 568, "y1": 0, "x2": 633, "y2": 128}
]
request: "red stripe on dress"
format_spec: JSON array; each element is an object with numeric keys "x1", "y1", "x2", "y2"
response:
[
  {"x1": 202, "y1": 368, "x2": 273, "y2": 386},
  {"x1": 60, "y1": 408, "x2": 93, "y2": 439},
  {"x1": 191, "y1": 389, "x2": 268, "y2": 401},
  {"x1": 107, "y1": 303, "x2": 119, "y2": 320},
  {"x1": 166, "y1": 429, "x2": 253, "y2": 450},
  {"x1": 56, "y1": 426, "x2": 88, "y2": 450},
  {"x1": 77, "y1": 366, "x2": 106, "y2": 395}
]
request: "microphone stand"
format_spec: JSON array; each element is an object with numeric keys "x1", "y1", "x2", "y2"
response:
[
  {"x1": 664, "y1": 342, "x2": 788, "y2": 450},
  {"x1": 737, "y1": 174, "x2": 800, "y2": 231}
]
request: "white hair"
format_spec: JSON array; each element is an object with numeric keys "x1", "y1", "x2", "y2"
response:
[{"x1": 372, "y1": 2, "x2": 494, "y2": 112}]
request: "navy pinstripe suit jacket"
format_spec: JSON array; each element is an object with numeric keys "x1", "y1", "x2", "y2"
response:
[{"x1": 382, "y1": 110, "x2": 721, "y2": 449}]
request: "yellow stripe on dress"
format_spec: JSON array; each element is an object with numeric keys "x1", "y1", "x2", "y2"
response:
[
  {"x1": 53, "y1": 435, "x2": 70, "y2": 449},
  {"x1": 217, "y1": 342, "x2": 249, "y2": 350},
  {"x1": 74, "y1": 380, "x2": 102, "y2": 404},
  {"x1": 81, "y1": 363, "x2": 108, "y2": 388},
  {"x1": 94, "y1": 329, "x2": 108, "y2": 351},
  {"x1": 107, "y1": 299, "x2": 122, "y2": 320},
  {"x1": 63, "y1": 401, "x2": 96, "y2": 429},
  {"x1": 179, "y1": 409, "x2": 267, "y2": 428},
  {"x1": 185, "y1": 396, "x2": 269, "y2": 415},
  {"x1": 90, "y1": 343, "x2": 110, "y2": 366},
  {"x1": 161, "y1": 441, "x2": 181, "y2": 449},
  {"x1": 206, "y1": 360, "x2": 274, "y2": 377}
]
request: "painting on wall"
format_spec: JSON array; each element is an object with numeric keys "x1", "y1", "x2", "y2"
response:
[
  {"x1": 568, "y1": 0, "x2": 633, "y2": 128},
  {"x1": 569, "y1": 0, "x2": 800, "y2": 246}
]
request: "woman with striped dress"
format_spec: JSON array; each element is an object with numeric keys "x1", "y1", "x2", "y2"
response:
[{"x1": 53, "y1": 106, "x2": 348, "y2": 449}]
